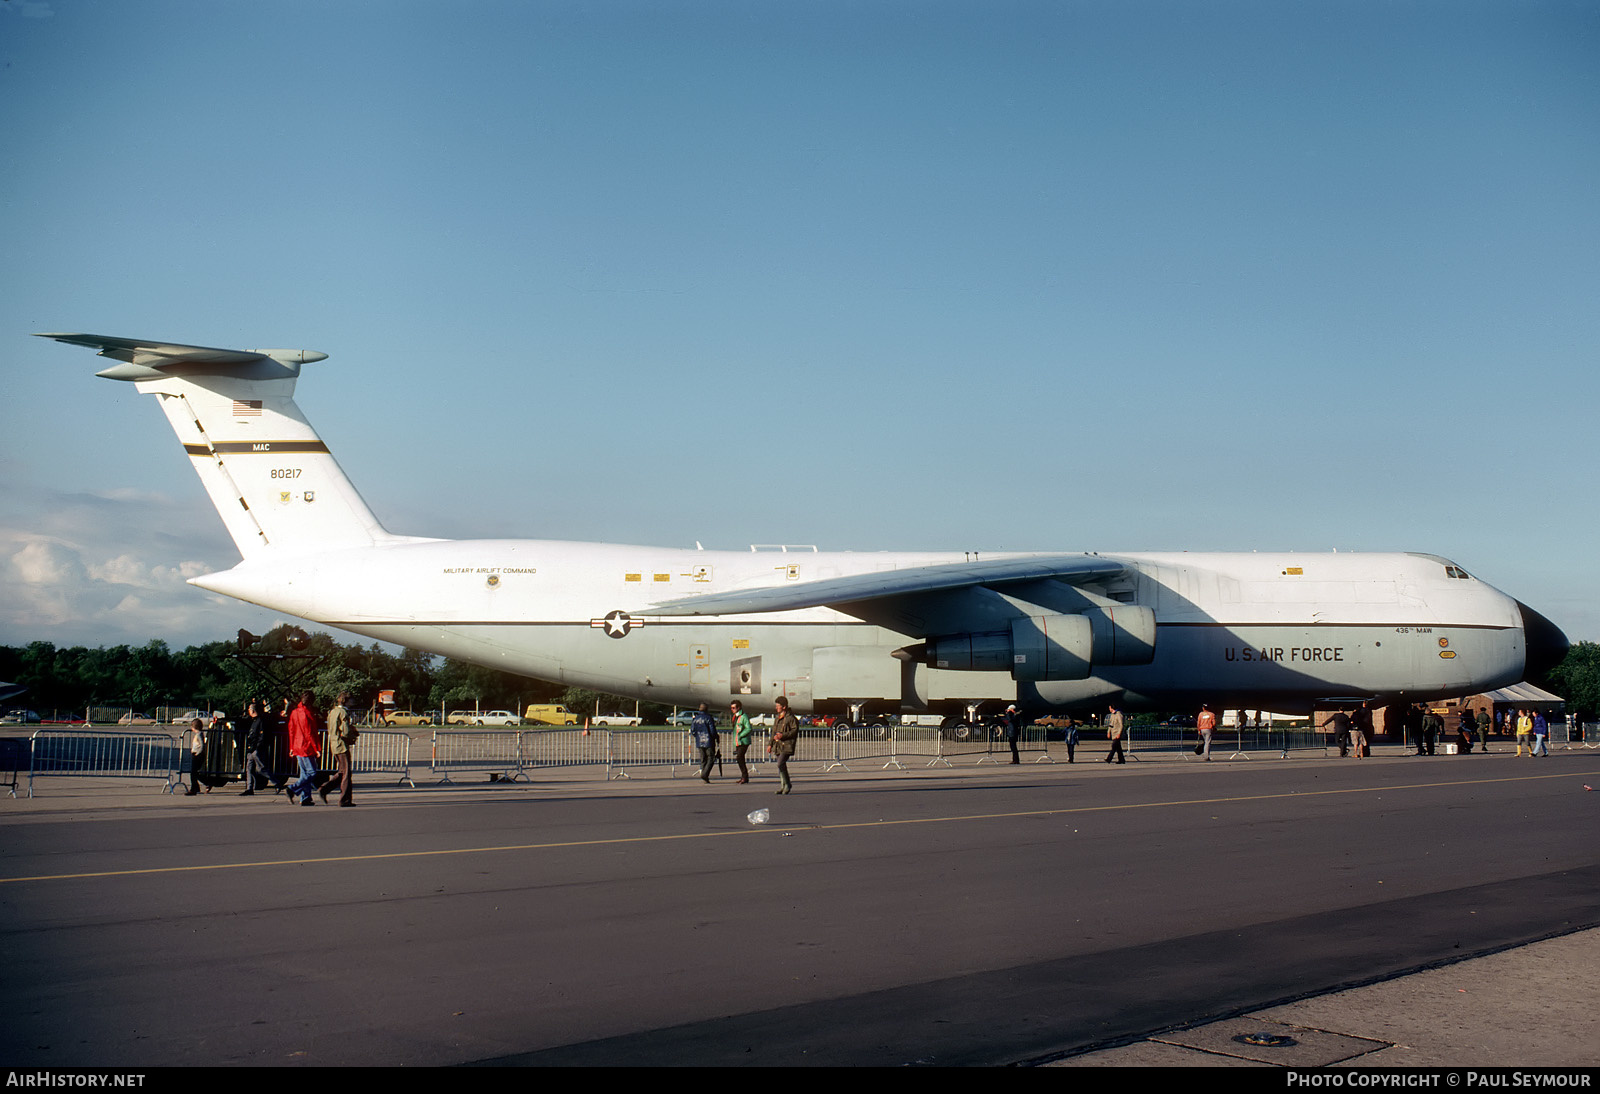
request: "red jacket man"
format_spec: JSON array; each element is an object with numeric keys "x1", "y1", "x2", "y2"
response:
[{"x1": 286, "y1": 692, "x2": 321, "y2": 804}]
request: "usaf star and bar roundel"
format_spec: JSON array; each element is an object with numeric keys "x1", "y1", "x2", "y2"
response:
[{"x1": 591, "y1": 610, "x2": 642, "y2": 639}]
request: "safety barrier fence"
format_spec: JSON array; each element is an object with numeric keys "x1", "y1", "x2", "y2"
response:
[
  {"x1": 1113, "y1": 725, "x2": 1328, "y2": 758},
  {"x1": 430, "y1": 730, "x2": 524, "y2": 783},
  {"x1": 350, "y1": 730, "x2": 414, "y2": 786},
  {"x1": 606, "y1": 728, "x2": 692, "y2": 779},
  {"x1": 927, "y1": 726, "x2": 1055, "y2": 766},
  {"x1": 25, "y1": 729, "x2": 182, "y2": 796},
  {"x1": 17, "y1": 720, "x2": 1571, "y2": 796},
  {"x1": 2, "y1": 736, "x2": 28, "y2": 797},
  {"x1": 817, "y1": 725, "x2": 902, "y2": 770},
  {"x1": 14, "y1": 726, "x2": 416, "y2": 796},
  {"x1": 525, "y1": 726, "x2": 611, "y2": 770}
]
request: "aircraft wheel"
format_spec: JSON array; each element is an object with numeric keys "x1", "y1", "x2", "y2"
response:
[
  {"x1": 869, "y1": 721, "x2": 890, "y2": 739},
  {"x1": 833, "y1": 721, "x2": 853, "y2": 739}
]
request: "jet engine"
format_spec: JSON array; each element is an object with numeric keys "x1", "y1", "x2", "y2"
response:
[
  {"x1": 920, "y1": 606, "x2": 1156, "y2": 682},
  {"x1": 1083, "y1": 605, "x2": 1157, "y2": 666}
]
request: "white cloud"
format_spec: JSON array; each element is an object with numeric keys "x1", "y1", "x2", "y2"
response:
[
  {"x1": 10, "y1": 536, "x2": 88, "y2": 588},
  {"x1": 0, "y1": 490, "x2": 287, "y2": 649}
]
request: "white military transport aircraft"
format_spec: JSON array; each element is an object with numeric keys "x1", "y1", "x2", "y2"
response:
[{"x1": 39, "y1": 333, "x2": 1568, "y2": 727}]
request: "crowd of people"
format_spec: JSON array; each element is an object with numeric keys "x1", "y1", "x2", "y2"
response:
[{"x1": 184, "y1": 689, "x2": 360, "y2": 805}]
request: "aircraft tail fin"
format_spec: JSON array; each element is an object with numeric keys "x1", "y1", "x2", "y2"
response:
[{"x1": 38, "y1": 333, "x2": 408, "y2": 560}]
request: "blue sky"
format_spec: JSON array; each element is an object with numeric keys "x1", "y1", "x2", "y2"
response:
[{"x1": 3, "y1": 0, "x2": 1597, "y2": 651}]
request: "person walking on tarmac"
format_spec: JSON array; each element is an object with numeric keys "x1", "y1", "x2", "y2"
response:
[
  {"x1": 240, "y1": 699, "x2": 282, "y2": 795},
  {"x1": 729, "y1": 699, "x2": 753, "y2": 784},
  {"x1": 1351, "y1": 702, "x2": 1374, "y2": 758},
  {"x1": 770, "y1": 696, "x2": 799, "y2": 793},
  {"x1": 1531, "y1": 710, "x2": 1550, "y2": 757},
  {"x1": 183, "y1": 717, "x2": 210, "y2": 795},
  {"x1": 691, "y1": 703, "x2": 719, "y2": 783},
  {"x1": 1195, "y1": 704, "x2": 1217, "y2": 761},
  {"x1": 286, "y1": 691, "x2": 322, "y2": 806},
  {"x1": 1104, "y1": 705, "x2": 1127, "y2": 764},
  {"x1": 1320, "y1": 709, "x2": 1353, "y2": 757},
  {"x1": 321, "y1": 690, "x2": 359, "y2": 806}
]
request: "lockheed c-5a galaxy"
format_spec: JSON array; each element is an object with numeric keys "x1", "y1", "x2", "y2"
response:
[{"x1": 39, "y1": 333, "x2": 1569, "y2": 730}]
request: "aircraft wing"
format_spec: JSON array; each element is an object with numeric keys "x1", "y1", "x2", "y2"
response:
[
  {"x1": 648, "y1": 553, "x2": 1128, "y2": 635},
  {"x1": 35, "y1": 333, "x2": 327, "y2": 375}
]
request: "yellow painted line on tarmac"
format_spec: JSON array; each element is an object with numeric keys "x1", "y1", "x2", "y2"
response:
[
  {"x1": 2, "y1": 766, "x2": 1592, "y2": 885},
  {"x1": 0, "y1": 828, "x2": 771, "y2": 885}
]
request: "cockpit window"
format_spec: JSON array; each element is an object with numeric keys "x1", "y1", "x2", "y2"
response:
[{"x1": 1444, "y1": 565, "x2": 1470, "y2": 580}]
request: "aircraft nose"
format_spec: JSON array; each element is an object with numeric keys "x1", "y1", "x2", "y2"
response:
[{"x1": 1517, "y1": 600, "x2": 1569, "y2": 679}]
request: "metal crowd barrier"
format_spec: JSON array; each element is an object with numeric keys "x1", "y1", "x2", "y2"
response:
[
  {"x1": 790, "y1": 727, "x2": 840, "y2": 770},
  {"x1": 525, "y1": 726, "x2": 610, "y2": 770},
  {"x1": 2, "y1": 736, "x2": 26, "y2": 797},
  {"x1": 1118, "y1": 724, "x2": 1326, "y2": 760},
  {"x1": 606, "y1": 728, "x2": 690, "y2": 780},
  {"x1": 430, "y1": 729, "x2": 525, "y2": 783},
  {"x1": 889, "y1": 726, "x2": 951, "y2": 768},
  {"x1": 1211, "y1": 726, "x2": 1328, "y2": 759},
  {"x1": 931, "y1": 724, "x2": 1018, "y2": 765},
  {"x1": 825, "y1": 725, "x2": 898, "y2": 771},
  {"x1": 923, "y1": 726, "x2": 989, "y2": 765},
  {"x1": 24, "y1": 714, "x2": 1540, "y2": 796},
  {"x1": 985, "y1": 726, "x2": 1054, "y2": 764},
  {"x1": 27, "y1": 728, "x2": 182, "y2": 796},
  {"x1": 349, "y1": 729, "x2": 414, "y2": 786}
]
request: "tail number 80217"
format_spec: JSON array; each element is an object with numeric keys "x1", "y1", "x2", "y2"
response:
[{"x1": 270, "y1": 468, "x2": 302, "y2": 479}]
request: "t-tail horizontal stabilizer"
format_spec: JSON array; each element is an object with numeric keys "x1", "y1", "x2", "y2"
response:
[{"x1": 37, "y1": 332, "x2": 415, "y2": 560}]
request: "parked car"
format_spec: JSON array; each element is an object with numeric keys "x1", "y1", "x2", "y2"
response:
[
  {"x1": 1, "y1": 709, "x2": 41, "y2": 725},
  {"x1": 1030, "y1": 713, "x2": 1079, "y2": 740},
  {"x1": 117, "y1": 712, "x2": 157, "y2": 725},
  {"x1": 668, "y1": 711, "x2": 718, "y2": 728},
  {"x1": 472, "y1": 710, "x2": 520, "y2": 726},
  {"x1": 523, "y1": 704, "x2": 580, "y2": 725},
  {"x1": 170, "y1": 709, "x2": 204, "y2": 725},
  {"x1": 384, "y1": 710, "x2": 434, "y2": 727},
  {"x1": 592, "y1": 714, "x2": 642, "y2": 727},
  {"x1": 445, "y1": 710, "x2": 475, "y2": 725}
]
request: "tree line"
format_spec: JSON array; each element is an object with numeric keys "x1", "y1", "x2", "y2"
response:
[
  {"x1": 1546, "y1": 641, "x2": 1599, "y2": 722},
  {"x1": 0, "y1": 625, "x2": 669, "y2": 723}
]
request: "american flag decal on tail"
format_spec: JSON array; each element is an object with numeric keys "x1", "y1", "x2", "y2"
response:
[{"x1": 233, "y1": 400, "x2": 262, "y2": 416}]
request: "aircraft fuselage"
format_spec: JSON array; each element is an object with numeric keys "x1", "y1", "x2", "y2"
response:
[{"x1": 192, "y1": 541, "x2": 1529, "y2": 715}]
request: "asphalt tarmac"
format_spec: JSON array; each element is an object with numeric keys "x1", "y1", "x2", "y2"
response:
[{"x1": 1, "y1": 742, "x2": 1596, "y2": 1068}]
